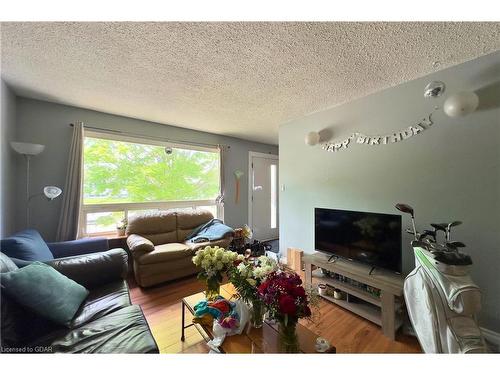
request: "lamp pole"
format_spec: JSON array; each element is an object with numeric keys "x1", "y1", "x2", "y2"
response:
[{"x1": 25, "y1": 154, "x2": 31, "y2": 227}]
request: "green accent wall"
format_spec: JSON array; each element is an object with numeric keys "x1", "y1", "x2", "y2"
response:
[{"x1": 279, "y1": 51, "x2": 500, "y2": 331}]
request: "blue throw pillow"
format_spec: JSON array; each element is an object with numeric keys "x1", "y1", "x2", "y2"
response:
[
  {"x1": 0, "y1": 229, "x2": 54, "y2": 262},
  {"x1": 0, "y1": 261, "x2": 89, "y2": 326}
]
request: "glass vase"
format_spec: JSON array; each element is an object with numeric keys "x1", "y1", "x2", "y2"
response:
[
  {"x1": 251, "y1": 300, "x2": 265, "y2": 328},
  {"x1": 278, "y1": 320, "x2": 300, "y2": 353},
  {"x1": 205, "y1": 276, "x2": 220, "y2": 301}
]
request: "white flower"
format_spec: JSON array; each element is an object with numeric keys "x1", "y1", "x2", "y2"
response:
[
  {"x1": 237, "y1": 262, "x2": 247, "y2": 275},
  {"x1": 258, "y1": 256, "x2": 268, "y2": 264},
  {"x1": 201, "y1": 259, "x2": 210, "y2": 269},
  {"x1": 237, "y1": 262, "x2": 246, "y2": 269},
  {"x1": 252, "y1": 269, "x2": 261, "y2": 279},
  {"x1": 215, "y1": 249, "x2": 223, "y2": 259},
  {"x1": 192, "y1": 255, "x2": 201, "y2": 266}
]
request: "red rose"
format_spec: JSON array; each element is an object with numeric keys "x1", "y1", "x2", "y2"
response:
[
  {"x1": 258, "y1": 281, "x2": 269, "y2": 293},
  {"x1": 291, "y1": 286, "x2": 306, "y2": 298},
  {"x1": 279, "y1": 295, "x2": 297, "y2": 316},
  {"x1": 303, "y1": 306, "x2": 312, "y2": 317}
]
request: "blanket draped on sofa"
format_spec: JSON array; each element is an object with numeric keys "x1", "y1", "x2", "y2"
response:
[{"x1": 185, "y1": 219, "x2": 234, "y2": 243}]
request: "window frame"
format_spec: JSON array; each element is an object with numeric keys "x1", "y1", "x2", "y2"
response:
[{"x1": 79, "y1": 131, "x2": 222, "y2": 237}]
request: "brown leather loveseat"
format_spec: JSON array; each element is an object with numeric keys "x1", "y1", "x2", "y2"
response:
[{"x1": 126, "y1": 209, "x2": 233, "y2": 287}]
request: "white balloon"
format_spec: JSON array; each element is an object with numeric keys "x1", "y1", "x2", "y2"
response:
[
  {"x1": 305, "y1": 131, "x2": 320, "y2": 146},
  {"x1": 443, "y1": 91, "x2": 479, "y2": 117}
]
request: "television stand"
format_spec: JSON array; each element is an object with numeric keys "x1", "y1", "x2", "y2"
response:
[
  {"x1": 303, "y1": 252, "x2": 404, "y2": 340},
  {"x1": 327, "y1": 254, "x2": 338, "y2": 263}
]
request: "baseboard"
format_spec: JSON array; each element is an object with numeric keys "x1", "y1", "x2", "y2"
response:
[{"x1": 481, "y1": 327, "x2": 500, "y2": 352}]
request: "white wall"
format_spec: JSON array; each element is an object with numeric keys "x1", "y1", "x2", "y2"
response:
[
  {"x1": 0, "y1": 80, "x2": 17, "y2": 238},
  {"x1": 279, "y1": 51, "x2": 500, "y2": 331}
]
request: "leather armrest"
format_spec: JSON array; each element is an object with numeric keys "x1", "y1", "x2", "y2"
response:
[
  {"x1": 47, "y1": 237, "x2": 109, "y2": 258},
  {"x1": 127, "y1": 234, "x2": 155, "y2": 258},
  {"x1": 44, "y1": 248, "x2": 128, "y2": 289}
]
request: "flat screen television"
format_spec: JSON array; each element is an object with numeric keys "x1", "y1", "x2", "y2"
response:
[{"x1": 315, "y1": 208, "x2": 402, "y2": 274}]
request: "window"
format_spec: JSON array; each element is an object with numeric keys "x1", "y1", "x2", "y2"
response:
[{"x1": 80, "y1": 132, "x2": 221, "y2": 236}]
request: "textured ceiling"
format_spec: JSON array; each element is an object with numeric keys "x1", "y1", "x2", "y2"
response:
[{"x1": 1, "y1": 22, "x2": 500, "y2": 144}]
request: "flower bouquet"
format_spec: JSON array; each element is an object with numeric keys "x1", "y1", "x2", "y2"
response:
[
  {"x1": 229, "y1": 255, "x2": 277, "y2": 328},
  {"x1": 192, "y1": 246, "x2": 242, "y2": 300},
  {"x1": 257, "y1": 270, "x2": 312, "y2": 353}
]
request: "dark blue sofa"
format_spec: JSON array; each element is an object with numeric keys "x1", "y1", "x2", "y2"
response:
[{"x1": 0, "y1": 229, "x2": 109, "y2": 267}]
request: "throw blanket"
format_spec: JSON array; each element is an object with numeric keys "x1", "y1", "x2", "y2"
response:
[{"x1": 185, "y1": 219, "x2": 234, "y2": 243}]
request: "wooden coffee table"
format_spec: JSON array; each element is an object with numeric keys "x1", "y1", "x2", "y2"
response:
[{"x1": 180, "y1": 283, "x2": 336, "y2": 354}]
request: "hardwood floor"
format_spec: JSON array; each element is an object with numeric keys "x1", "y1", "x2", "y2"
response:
[{"x1": 129, "y1": 275, "x2": 421, "y2": 354}]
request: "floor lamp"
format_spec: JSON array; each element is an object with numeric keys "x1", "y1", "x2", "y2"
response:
[{"x1": 11, "y1": 142, "x2": 63, "y2": 227}]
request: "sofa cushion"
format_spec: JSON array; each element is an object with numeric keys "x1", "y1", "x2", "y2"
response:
[
  {"x1": 137, "y1": 243, "x2": 191, "y2": 265},
  {"x1": 141, "y1": 232, "x2": 178, "y2": 246},
  {"x1": 126, "y1": 211, "x2": 177, "y2": 236},
  {"x1": 177, "y1": 209, "x2": 214, "y2": 241},
  {"x1": 0, "y1": 252, "x2": 18, "y2": 272},
  {"x1": 0, "y1": 289, "x2": 60, "y2": 348},
  {"x1": 0, "y1": 229, "x2": 53, "y2": 262},
  {"x1": 48, "y1": 305, "x2": 158, "y2": 353},
  {"x1": 1, "y1": 261, "x2": 89, "y2": 327},
  {"x1": 70, "y1": 280, "x2": 131, "y2": 328}
]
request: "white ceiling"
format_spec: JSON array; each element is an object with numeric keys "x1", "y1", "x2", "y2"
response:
[{"x1": 1, "y1": 22, "x2": 499, "y2": 145}]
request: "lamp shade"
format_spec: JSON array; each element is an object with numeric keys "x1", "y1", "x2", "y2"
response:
[
  {"x1": 43, "y1": 186, "x2": 62, "y2": 200},
  {"x1": 443, "y1": 92, "x2": 479, "y2": 118},
  {"x1": 11, "y1": 142, "x2": 45, "y2": 155},
  {"x1": 305, "y1": 131, "x2": 321, "y2": 146}
]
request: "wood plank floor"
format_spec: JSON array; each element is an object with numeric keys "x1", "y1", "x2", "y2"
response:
[{"x1": 129, "y1": 276, "x2": 421, "y2": 354}]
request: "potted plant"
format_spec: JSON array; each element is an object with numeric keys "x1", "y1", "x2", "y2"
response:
[
  {"x1": 192, "y1": 246, "x2": 242, "y2": 300},
  {"x1": 229, "y1": 255, "x2": 277, "y2": 328},
  {"x1": 116, "y1": 218, "x2": 127, "y2": 236}
]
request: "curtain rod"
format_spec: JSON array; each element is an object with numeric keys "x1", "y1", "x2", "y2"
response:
[{"x1": 69, "y1": 123, "x2": 229, "y2": 150}]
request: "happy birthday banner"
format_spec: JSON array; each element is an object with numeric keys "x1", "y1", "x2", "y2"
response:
[{"x1": 322, "y1": 113, "x2": 434, "y2": 153}]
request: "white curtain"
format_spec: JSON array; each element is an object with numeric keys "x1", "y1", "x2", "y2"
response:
[
  {"x1": 216, "y1": 144, "x2": 225, "y2": 221},
  {"x1": 56, "y1": 122, "x2": 84, "y2": 241}
]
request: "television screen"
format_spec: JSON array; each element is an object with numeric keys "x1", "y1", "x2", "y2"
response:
[{"x1": 315, "y1": 208, "x2": 402, "y2": 273}]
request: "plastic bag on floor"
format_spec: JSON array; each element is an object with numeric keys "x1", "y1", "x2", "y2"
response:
[{"x1": 207, "y1": 300, "x2": 250, "y2": 350}]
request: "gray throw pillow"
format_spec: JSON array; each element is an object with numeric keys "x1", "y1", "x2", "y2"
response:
[{"x1": 0, "y1": 261, "x2": 89, "y2": 326}]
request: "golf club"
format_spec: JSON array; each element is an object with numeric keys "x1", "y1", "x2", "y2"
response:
[
  {"x1": 431, "y1": 223, "x2": 447, "y2": 244},
  {"x1": 446, "y1": 221, "x2": 462, "y2": 241},
  {"x1": 445, "y1": 241, "x2": 466, "y2": 253},
  {"x1": 395, "y1": 203, "x2": 418, "y2": 240},
  {"x1": 420, "y1": 229, "x2": 437, "y2": 242}
]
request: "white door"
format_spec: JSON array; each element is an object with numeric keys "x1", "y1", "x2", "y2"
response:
[{"x1": 249, "y1": 152, "x2": 279, "y2": 241}]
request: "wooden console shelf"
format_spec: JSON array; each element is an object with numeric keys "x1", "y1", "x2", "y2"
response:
[{"x1": 303, "y1": 252, "x2": 404, "y2": 340}]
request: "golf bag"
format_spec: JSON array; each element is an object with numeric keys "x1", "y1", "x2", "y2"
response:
[{"x1": 404, "y1": 242, "x2": 487, "y2": 353}]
